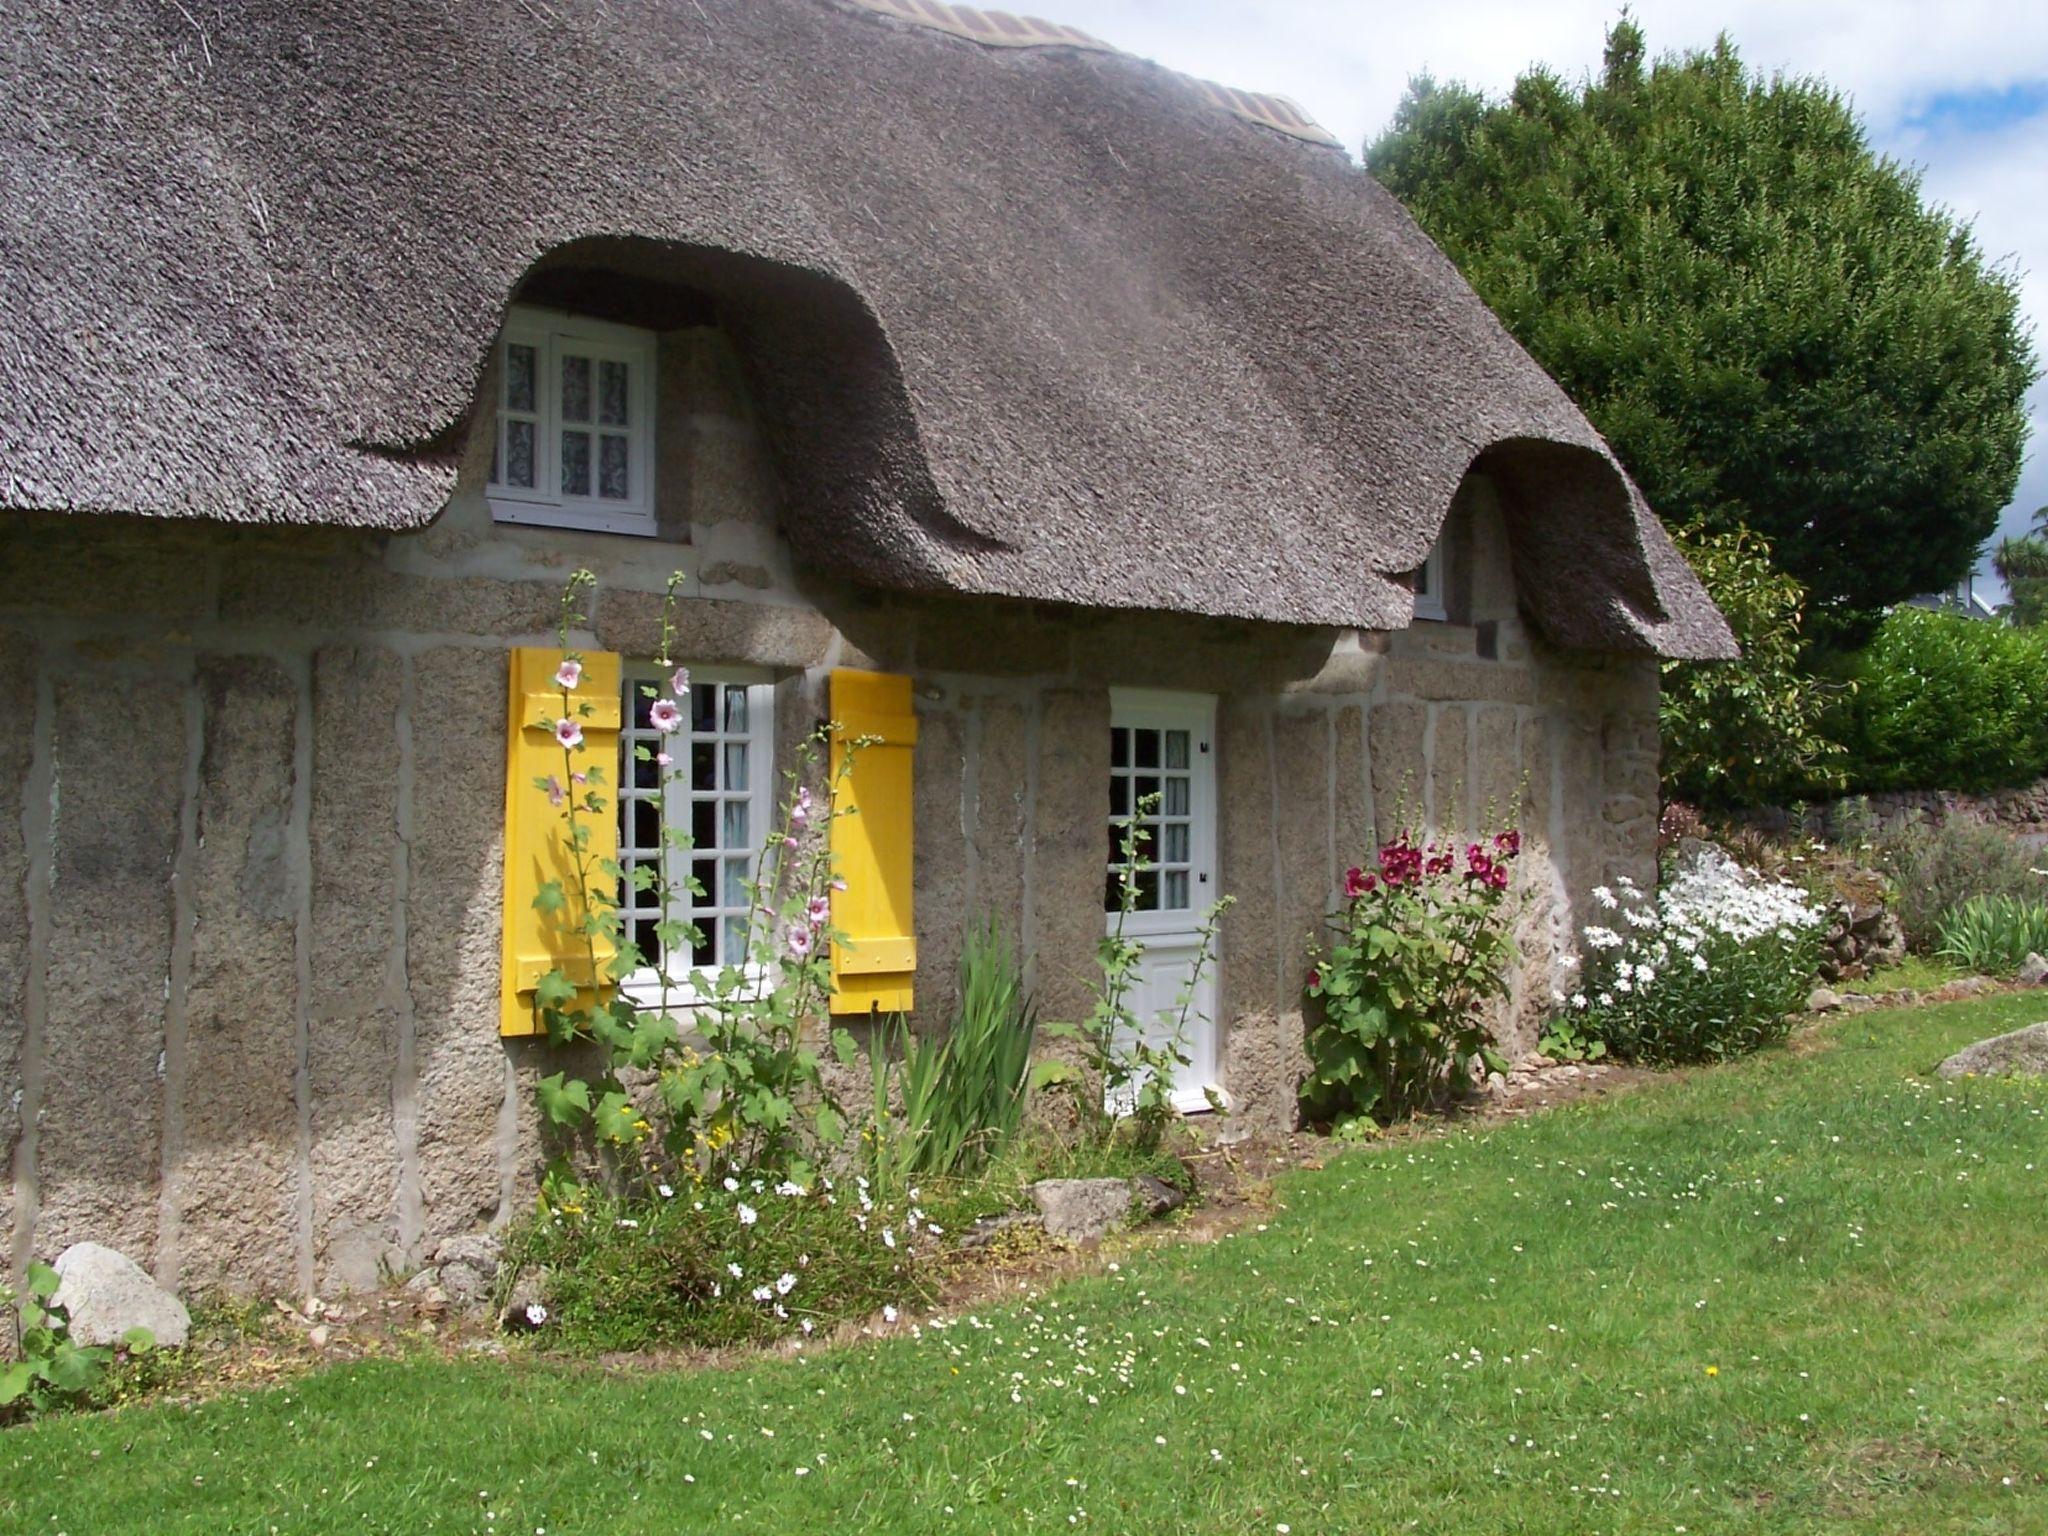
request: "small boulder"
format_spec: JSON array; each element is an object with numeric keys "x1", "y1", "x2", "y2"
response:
[
  {"x1": 437, "y1": 1261, "x2": 493, "y2": 1310},
  {"x1": 1931, "y1": 976, "x2": 1995, "y2": 1004},
  {"x1": 433, "y1": 1233, "x2": 502, "y2": 1279},
  {"x1": 499, "y1": 1268, "x2": 551, "y2": 1333},
  {"x1": 50, "y1": 1242, "x2": 190, "y2": 1348},
  {"x1": 1029, "y1": 1178, "x2": 1133, "y2": 1244},
  {"x1": 2018, "y1": 953, "x2": 2048, "y2": 988},
  {"x1": 1131, "y1": 1174, "x2": 1188, "y2": 1220},
  {"x1": 1805, "y1": 987, "x2": 1843, "y2": 1014},
  {"x1": 1938, "y1": 1021, "x2": 2048, "y2": 1080}
]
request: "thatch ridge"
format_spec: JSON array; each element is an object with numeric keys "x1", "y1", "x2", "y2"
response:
[{"x1": 0, "y1": 0, "x2": 1733, "y2": 656}]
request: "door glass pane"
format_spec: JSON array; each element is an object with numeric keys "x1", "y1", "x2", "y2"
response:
[
  {"x1": 1110, "y1": 728, "x2": 1129, "y2": 768},
  {"x1": 724, "y1": 916, "x2": 750, "y2": 963},
  {"x1": 599, "y1": 359, "x2": 629, "y2": 425},
  {"x1": 723, "y1": 857, "x2": 749, "y2": 907},
  {"x1": 561, "y1": 430, "x2": 591, "y2": 496},
  {"x1": 1164, "y1": 730, "x2": 1189, "y2": 769},
  {"x1": 1163, "y1": 822, "x2": 1189, "y2": 863},
  {"x1": 1163, "y1": 871, "x2": 1189, "y2": 909},
  {"x1": 723, "y1": 688, "x2": 749, "y2": 732},
  {"x1": 723, "y1": 743, "x2": 749, "y2": 791},
  {"x1": 691, "y1": 743, "x2": 716, "y2": 792},
  {"x1": 691, "y1": 685, "x2": 717, "y2": 732},
  {"x1": 1164, "y1": 777, "x2": 1189, "y2": 816},
  {"x1": 693, "y1": 857, "x2": 718, "y2": 903},
  {"x1": 506, "y1": 343, "x2": 537, "y2": 413},
  {"x1": 632, "y1": 746, "x2": 658, "y2": 789},
  {"x1": 561, "y1": 354, "x2": 591, "y2": 422},
  {"x1": 1134, "y1": 775, "x2": 1159, "y2": 810},
  {"x1": 1109, "y1": 777, "x2": 1130, "y2": 817},
  {"x1": 1135, "y1": 730, "x2": 1160, "y2": 769},
  {"x1": 721, "y1": 798, "x2": 749, "y2": 850},
  {"x1": 632, "y1": 798, "x2": 659, "y2": 851},
  {"x1": 691, "y1": 797, "x2": 715, "y2": 847},
  {"x1": 1135, "y1": 869, "x2": 1159, "y2": 910}
]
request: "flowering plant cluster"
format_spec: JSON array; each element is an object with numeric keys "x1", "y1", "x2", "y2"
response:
[
  {"x1": 527, "y1": 572, "x2": 862, "y2": 1203},
  {"x1": 1303, "y1": 828, "x2": 1522, "y2": 1125},
  {"x1": 1548, "y1": 848, "x2": 1826, "y2": 1065}
]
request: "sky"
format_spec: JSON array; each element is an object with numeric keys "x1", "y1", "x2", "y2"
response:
[{"x1": 1054, "y1": 1, "x2": 2048, "y2": 598}]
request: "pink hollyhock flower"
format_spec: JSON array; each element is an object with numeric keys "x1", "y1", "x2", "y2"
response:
[
  {"x1": 1343, "y1": 866, "x2": 1376, "y2": 899},
  {"x1": 655, "y1": 751, "x2": 672, "y2": 768},
  {"x1": 553, "y1": 717, "x2": 583, "y2": 750},
  {"x1": 544, "y1": 775, "x2": 566, "y2": 808},
  {"x1": 783, "y1": 836, "x2": 800, "y2": 853},
  {"x1": 571, "y1": 771, "x2": 587, "y2": 785},
  {"x1": 808, "y1": 895, "x2": 831, "y2": 925},
  {"x1": 1488, "y1": 866, "x2": 1510, "y2": 891},
  {"x1": 1494, "y1": 829, "x2": 1522, "y2": 857},
  {"x1": 648, "y1": 697, "x2": 682, "y2": 734},
  {"x1": 554, "y1": 659, "x2": 582, "y2": 690},
  {"x1": 830, "y1": 876, "x2": 848, "y2": 892},
  {"x1": 1307, "y1": 967, "x2": 1324, "y2": 996},
  {"x1": 670, "y1": 666, "x2": 691, "y2": 696},
  {"x1": 786, "y1": 924, "x2": 813, "y2": 959}
]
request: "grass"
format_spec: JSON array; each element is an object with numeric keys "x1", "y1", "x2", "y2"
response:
[
  {"x1": 7, "y1": 994, "x2": 2047, "y2": 1533},
  {"x1": 1863, "y1": 953, "x2": 1966, "y2": 992}
]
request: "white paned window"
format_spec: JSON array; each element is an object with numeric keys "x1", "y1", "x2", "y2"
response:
[
  {"x1": 1107, "y1": 721, "x2": 1200, "y2": 915},
  {"x1": 488, "y1": 306, "x2": 657, "y2": 536},
  {"x1": 616, "y1": 666, "x2": 775, "y2": 1004},
  {"x1": 1413, "y1": 538, "x2": 1447, "y2": 622}
]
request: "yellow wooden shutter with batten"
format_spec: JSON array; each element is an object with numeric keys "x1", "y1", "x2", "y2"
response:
[
  {"x1": 500, "y1": 647, "x2": 623, "y2": 1037},
  {"x1": 829, "y1": 669, "x2": 917, "y2": 1015}
]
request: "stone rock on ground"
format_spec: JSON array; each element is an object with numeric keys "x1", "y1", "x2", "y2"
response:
[
  {"x1": 1930, "y1": 976, "x2": 1996, "y2": 1004},
  {"x1": 50, "y1": 1242, "x2": 191, "y2": 1348},
  {"x1": 1937, "y1": 1022, "x2": 2048, "y2": 1080},
  {"x1": 1806, "y1": 987, "x2": 1844, "y2": 1013},
  {"x1": 433, "y1": 1233, "x2": 502, "y2": 1277},
  {"x1": 2018, "y1": 953, "x2": 2048, "y2": 988},
  {"x1": 1132, "y1": 1174, "x2": 1188, "y2": 1220},
  {"x1": 1029, "y1": 1178, "x2": 1133, "y2": 1244},
  {"x1": 499, "y1": 1267, "x2": 551, "y2": 1332}
]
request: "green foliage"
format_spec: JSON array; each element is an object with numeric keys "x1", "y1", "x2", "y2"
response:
[
  {"x1": 1934, "y1": 897, "x2": 2048, "y2": 978},
  {"x1": 1, "y1": 1262, "x2": 153, "y2": 1423},
  {"x1": 1039, "y1": 796, "x2": 1232, "y2": 1154},
  {"x1": 1368, "y1": 21, "x2": 2038, "y2": 632},
  {"x1": 863, "y1": 924, "x2": 1037, "y2": 1201},
  {"x1": 1831, "y1": 607, "x2": 2048, "y2": 794},
  {"x1": 1992, "y1": 505, "x2": 2048, "y2": 627},
  {"x1": 1303, "y1": 830, "x2": 1521, "y2": 1123},
  {"x1": 1658, "y1": 525, "x2": 1845, "y2": 806},
  {"x1": 502, "y1": 1185, "x2": 929, "y2": 1354},
  {"x1": 1878, "y1": 816, "x2": 2048, "y2": 953}
]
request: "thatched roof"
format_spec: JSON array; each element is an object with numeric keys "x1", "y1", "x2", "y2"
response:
[{"x1": 0, "y1": 0, "x2": 1733, "y2": 657}]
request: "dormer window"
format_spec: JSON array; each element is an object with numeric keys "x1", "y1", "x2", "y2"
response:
[
  {"x1": 1413, "y1": 538, "x2": 1447, "y2": 621},
  {"x1": 487, "y1": 306, "x2": 657, "y2": 536}
]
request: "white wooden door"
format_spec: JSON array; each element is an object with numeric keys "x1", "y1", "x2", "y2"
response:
[{"x1": 1106, "y1": 691, "x2": 1220, "y2": 1114}]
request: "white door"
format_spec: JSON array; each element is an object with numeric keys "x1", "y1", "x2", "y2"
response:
[{"x1": 1106, "y1": 691, "x2": 1221, "y2": 1114}]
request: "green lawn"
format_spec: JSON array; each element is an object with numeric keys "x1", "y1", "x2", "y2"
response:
[{"x1": 7, "y1": 995, "x2": 2047, "y2": 1534}]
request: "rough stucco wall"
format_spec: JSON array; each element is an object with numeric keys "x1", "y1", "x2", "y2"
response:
[{"x1": 0, "y1": 426, "x2": 1662, "y2": 1290}]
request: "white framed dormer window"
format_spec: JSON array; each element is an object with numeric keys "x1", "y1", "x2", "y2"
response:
[
  {"x1": 488, "y1": 306, "x2": 657, "y2": 536},
  {"x1": 616, "y1": 665, "x2": 776, "y2": 1006},
  {"x1": 1412, "y1": 538, "x2": 1448, "y2": 622}
]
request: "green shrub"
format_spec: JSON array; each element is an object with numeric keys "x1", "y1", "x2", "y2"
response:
[
  {"x1": 1934, "y1": 897, "x2": 2048, "y2": 977},
  {"x1": 1659, "y1": 526, "x2": 1846, "y2": 808},
  {"x1": 1559, "y1": 854, "x2": 1825, "y2": 1065},
  {"x1": 1304, "y1": 830, "x2": 1522, "y2": 1125},
  {"x1": 1878, "y1": 818, "x2": 2046, "y2": 952},
  {"x1": 1833, "y1": 607, "x2": 2048, "y2": 794},
  {"x1": 505, "y1": 1182, "x2": 930, "y2": 1354},
  {"x1": 2, "y1": 1262, "x2": 154, "y2": 1423}
]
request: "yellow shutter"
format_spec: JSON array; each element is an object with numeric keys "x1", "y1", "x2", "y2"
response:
[
  {"x1": 829, "y1": 668, "x2": 917, "y2": 1015},
  {"x1": 499, "y1": 647, "x2": 623, "y2": 1037}
]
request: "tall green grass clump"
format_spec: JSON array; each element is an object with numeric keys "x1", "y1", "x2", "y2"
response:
[{"x1": 1935, "y1": 896, "x2": 2048, "y2": 976}]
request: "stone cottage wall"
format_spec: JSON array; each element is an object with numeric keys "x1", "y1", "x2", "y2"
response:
[{"x1": 0, "y1": 332, "x2": 1659, "y2": 1297}]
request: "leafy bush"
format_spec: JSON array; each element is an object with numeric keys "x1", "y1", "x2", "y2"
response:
[
  {"x1": 1832, "y1": 607, "x2": 2048, "y2": 794},
  {"x1": 1303, "y1": 830, "x2": 1522, "y2": 1125},
  {"x1": 863, "y1": 923, "x2": 1037, "y2": 1200},
  {"x1": 1659, "y1": 526, "x2": 1846, "y2": 808},
  {"x1": 1559, "y1": 852, "x2": 1824, "y2": 1065},
  {"x1": 506, "y1": 1180, "x2": 931, "y2": 1354},
  {"x1": 2, "y1": 1262, "x2": 153, "y2": 1423},
  {"x1": 1935, "y1": 897, "x2": 2048, "y2": 977},
  {"x1": 1878, "y1": 818, "x2": 2047, "y2": 952}
]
